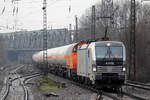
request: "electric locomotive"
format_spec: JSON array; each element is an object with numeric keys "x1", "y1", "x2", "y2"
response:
[{"x1": 77, "y1": 41, "x2": 126, "y2": 89}]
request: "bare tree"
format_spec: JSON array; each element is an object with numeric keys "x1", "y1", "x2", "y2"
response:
[{"x1": 78, "y1": 0, "x2": 150, "y2": 82}]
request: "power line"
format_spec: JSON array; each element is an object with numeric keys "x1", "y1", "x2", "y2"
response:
[
  {"x1": 1, "y1": 7, "x2": 5, "y2": 14},
  {"x1": 18, "y1": 0, "x2": 65, "y2": 6}
]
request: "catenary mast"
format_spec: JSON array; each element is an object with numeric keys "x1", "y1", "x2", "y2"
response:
[
  {"x1": 129, "y1": 0, "x2": 136, "y2": 80},
  {"x1": 42, "y1": 0, "x2": 48, "y2": 75}
]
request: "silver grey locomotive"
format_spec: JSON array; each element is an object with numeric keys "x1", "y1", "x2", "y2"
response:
[{"x1": 77, "y1": 41, "x2": 126, "y2": 89}]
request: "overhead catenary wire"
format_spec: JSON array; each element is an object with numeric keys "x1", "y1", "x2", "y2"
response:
[
  {"x1": 0, "y1": 0, "x2": 91, "y2": 32},
  {"x1": 1, "y1": 7, "x2": 5, "y2": 14},
  {"x1": 0, "y1": 0, "x2": 76, "y2": 17},
  {"x1": 1, "y1": 0, "x2": 6, "y2": 15},
  {"x1": 69, "y1": 0, "x2": 71, "y2": 13},
  {"x1": 13, "y1": 7, "x2": 15, "y2": 16},
  {"x1": 16, "y1": 0, "x2": 65, "y2": 6}
]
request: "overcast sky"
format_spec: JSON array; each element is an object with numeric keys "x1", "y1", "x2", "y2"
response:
[
  {"x1": 0, "y1": 0, "x2": 148, "y2": 33},
  {"x1": 0, "y1": 0, "x2": 101, "y2": 33}
]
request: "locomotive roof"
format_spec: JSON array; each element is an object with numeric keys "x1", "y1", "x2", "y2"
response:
[{"x1": 88, "y1": 41, "x2": 124, "y2": 48}]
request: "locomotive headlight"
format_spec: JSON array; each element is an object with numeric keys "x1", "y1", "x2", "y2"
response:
[
  {"x1": 92, "y1": 64, "x2": 97, "y2": 72},
  {"x1": 107, "y1": 43, "x2": 111, "y2": 46},
  {"x1": 122, "y1": 67, "x2": 126, "y2": 72},
  {"x1": 93, "y1": 67, "x2": 97, "y2": 72}
]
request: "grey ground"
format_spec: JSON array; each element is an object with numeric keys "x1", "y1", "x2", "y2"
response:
[{"x1": 1, "y1": 64, "x2": 150, "y2": 100}]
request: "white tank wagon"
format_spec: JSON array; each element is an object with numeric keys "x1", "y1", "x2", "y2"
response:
[
  {"x1": 32, "y1": 42, "x2": 86, "y2": 69},
  {"x1": 32, "y1": 52, "x2": 43, "y2": 63},
  {"x1": 32, "y1": 44, "x2": 74, "y2": 65}
]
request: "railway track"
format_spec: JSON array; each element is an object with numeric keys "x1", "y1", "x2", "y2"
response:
[
  {"x1": 71, "y1": 80, "x2": 128, "y2": 100},
  {"x1": 122, "y1": 91, "x2": 147, "y2": 100},
  {"x1": 22, "y1": 84, "x2": 28, "y2": 100},
  {"x1": 122, "y1": 80, "x2": 150, "y2": 100},
  {"x1": 126, "y1": 80, "x2": 150, "y2": 91},
  {"x1": 49, "y1": 73, "x2": 149, "y2": 100},
  {"x1": 0, "y1": 78, "x2": 11, "y2": 100},
  {"x1": 0, "y1": 64, "x2": 23, "y2": 100},
  {"x1": 1, "y1": 73, "x2": 41, "y2": 100},
  {"x1": 22, "y1": 73, "x2": 41, "y2": 100},
  {"x1": 49, "y1": 73, "x2": 121, "y2": 100},
  {"x1": 127, "y1": 80, "x2": 150, "y2": 87},
  {"x1": 0, "y1": 65, "x2": 41, "y2": 100}
]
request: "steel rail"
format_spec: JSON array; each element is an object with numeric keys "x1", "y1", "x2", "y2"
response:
[
  {"x1": 0, "y1": 79, "x2": 10, "y2": 100},
  {"x1": 0, "y1": 64, "x2": 41, "y2": 100},
  {"x1": 65, "y1": 78, "x2": 120, "y2": 100},
  {"x1": 69, "y1": 77, "x2": 149, "y2": 100},
  {"x1": 11, "y1": 73, "x2": 41, "y2": 82},
  {"x1": 22, "y1": 73, "x2": 41, "y2": 100},
  {"x1": 123, "y1": 80, "x2": 150, "y2": 100},
  {"x1": 126, "y1": 80, "x2": 150, "y2": 88},
  {"x1": 10, "y1": 73, "x2": 41, "y2": 100},
  {"x1": 49, "y1": 73, "x2": 149, "y2": 100},
  {"x1": 125, "y1": 82, "x2": 150, "y2": 91},
  {"x1": 123, "y1": 91, "x2": 147, "y2": 100},
  {"x1": 22, "y1": 84, "x2": 28, "y2": 100},
  {"x1": 23, "y1": 74, "x2": 41, "y2": 84},
  {"x1": 0, "y1": 65, "x2": 24, "y2": 100}
]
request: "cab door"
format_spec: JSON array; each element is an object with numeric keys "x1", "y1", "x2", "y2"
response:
[{"x1": 77, "y1": 44, "x2": 89, "y2": 77}]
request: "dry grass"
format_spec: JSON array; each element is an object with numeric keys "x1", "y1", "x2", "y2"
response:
[{"x1": 38, "y1": 77, "x2": 61, "y2": 91}]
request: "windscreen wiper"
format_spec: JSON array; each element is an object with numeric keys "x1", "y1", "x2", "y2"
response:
[{"x1": 102, "y1": 47, "x2": 109, "y2": 61}]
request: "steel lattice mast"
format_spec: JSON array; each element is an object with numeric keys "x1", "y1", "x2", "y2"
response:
[{"x1": 42, "y1": 0, "x2": 48, "y2": 75}]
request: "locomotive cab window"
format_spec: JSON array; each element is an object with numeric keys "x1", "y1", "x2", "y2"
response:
[
  {"x1": 95, "y1": 46, "x2": 123, "y2": 59},
  {"x1": 77, "y1": 44, "x2": 88, "y2": 51},
  {"x1": 73, "y1": 45, "x2": 78, "y2": 52},
  {"x1": 80, "y1": 44, "x2": 88, "y2": 50},
  {"x1": 77, "y1": 45, "x2": 82, "y2": 50}
]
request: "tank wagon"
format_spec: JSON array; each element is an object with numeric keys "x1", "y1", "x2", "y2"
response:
[{"x1": 32, "y1": 41, "x2": 126, "y2": 89}]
